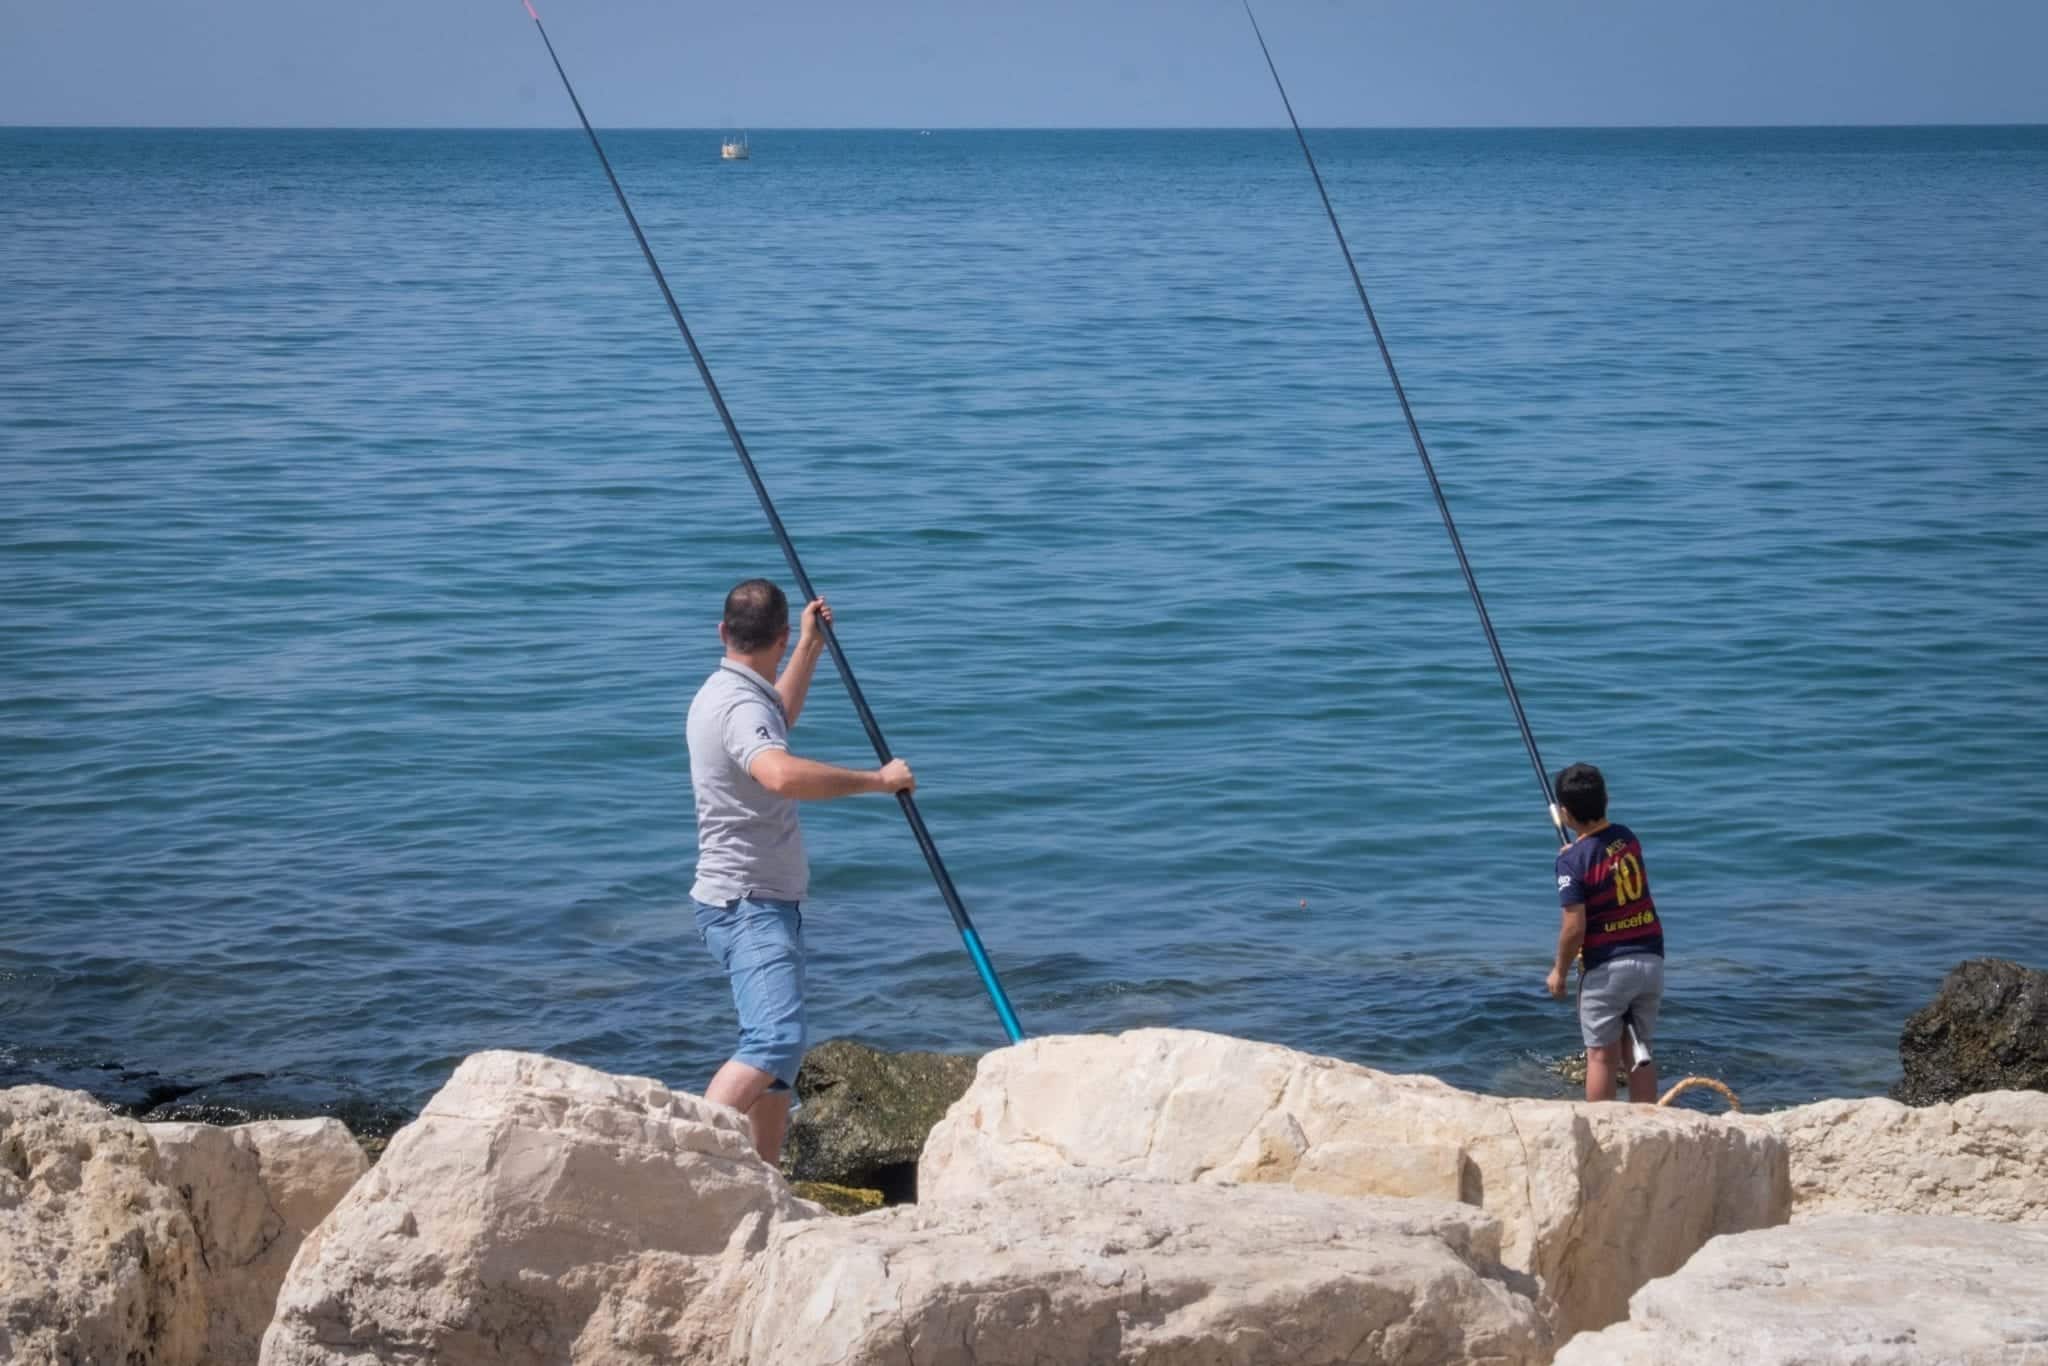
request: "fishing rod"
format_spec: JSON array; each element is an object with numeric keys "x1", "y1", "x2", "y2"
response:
[
  {"x1": 1242, "y1": 3, "x2": 1568, "y2": 849},
  {"x1": 520, "y1": 1, "x2": 1025, "y2": 1043}
]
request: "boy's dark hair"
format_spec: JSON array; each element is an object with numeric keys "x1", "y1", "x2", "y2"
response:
[
  {"x1": 1556, "y1": 763, "x2": 1608, "y2": 824},
  {"x1": 723, "y1": 579, "x2": 789, "y2": 652}
]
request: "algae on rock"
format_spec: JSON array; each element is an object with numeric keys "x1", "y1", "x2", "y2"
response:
[
  {"x1": 789, "y1": 1180, "x2": 884, "y2": 1215},
  {"x1": 1894, "y1": 957, "x2": 2048, "y2": 1105},
  {"x1": 781, "y1": 1038, "x2": 978, "y2": 1200}
]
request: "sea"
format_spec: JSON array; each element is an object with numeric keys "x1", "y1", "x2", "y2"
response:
[{"x1": 3, "y1": 126, "x2": 2045, "y2": 1124}]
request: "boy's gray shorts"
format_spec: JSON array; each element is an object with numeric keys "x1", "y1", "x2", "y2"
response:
[{"x1": 1579, "y1": 954, "x2": 1664, "y2": 1051}]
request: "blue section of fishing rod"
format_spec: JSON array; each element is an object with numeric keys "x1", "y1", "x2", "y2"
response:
[
  {"x1": 522, "y1": 4, "x2": 1026, "y2": 1043},
  {"x1": 1242, "y1": 3, "x2": 1567, "y2": 847},
  {"x1": 959, "y1": 925, "x2": 1025, "y2": 1043}
]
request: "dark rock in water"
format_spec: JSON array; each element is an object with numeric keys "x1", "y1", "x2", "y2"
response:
[
  {"x1": 1893, "y1": 958, "x2": 2048, "y2": 1106},
  {"x1": 139, "y1": 1074, "x2": 414, "y2": 1144},
  {"x1": 782, "y1": 1038, "x2": 980, "y2": 1202},
  {"x1": 0, "y1": 1049, "x2": 415, "y2": 1147},
  {"x1": 0, "y1": 1055, "x2": 188, "y2": 1113}
]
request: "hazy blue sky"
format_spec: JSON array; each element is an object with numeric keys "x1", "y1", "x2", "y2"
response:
[{"x1": 4, "y1": 1, "x2": 2045, "y2": 129}]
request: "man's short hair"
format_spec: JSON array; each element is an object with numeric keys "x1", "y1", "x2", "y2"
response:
[
  {"x1": 723, "y1": 578, "x2": 789, "y2": 652},
  {"x1": 1556, "y1": 763, "x2": 1608, "y2": 824}
]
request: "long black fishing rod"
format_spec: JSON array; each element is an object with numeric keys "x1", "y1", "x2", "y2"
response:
[
  {"x1": 1243, "y1": 3, "x2": 1567, "y2": 847},
  {"x1": 520, "y1": 1, "x2": 1024, "y2": 1042}
]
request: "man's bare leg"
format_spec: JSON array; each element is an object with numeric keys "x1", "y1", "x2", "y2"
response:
[
  {"x1": 704, "y1": 1059, "x2": 791, "y2": 1163},
  {"x1": 746, "y1": 1091, "x2": 792, "y2": 1165},
  {"x1": 1585, "y1": 1041, "x2": 1624, "y2": 1102}
]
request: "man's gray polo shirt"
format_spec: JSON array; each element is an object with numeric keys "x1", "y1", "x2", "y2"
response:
[{"x1": 687, "y1": 660, "x2": 808, "y2": 905}]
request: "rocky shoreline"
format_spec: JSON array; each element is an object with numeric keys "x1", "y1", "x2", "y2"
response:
[{"x1": 4, "y1": 958, "x2": 2044, "y2": 1364}]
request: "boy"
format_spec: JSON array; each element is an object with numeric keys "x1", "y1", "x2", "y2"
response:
[{"x1": 1544, "y1": 762, "x2": 1664, "y2": 1103}]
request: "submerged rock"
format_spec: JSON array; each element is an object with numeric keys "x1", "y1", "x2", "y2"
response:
[
  {"x1": 921, "y1": 1028, "x2": 1788, "y2": 1338},
  {"x1": 0, "y1": 1053, "x2": 414, "y2": 1141},
  {"x1": 734, "y1": 1172, "x2": 1553, "y2": 1366},
  {"x1": 1554, "y1": 1214, "x2": 2048, "y2": 1364},
  {"x1": 782, "y1": 1038, "x2": 978, "y2": 1200},
  {"x1": 1761, "y1": 1089, "x2": 2048, "y2": 1223},
  {"x1": 1894, "y1": 957, "x2": 2048, "y2": 1105},
  {"x1": 139, "y1": 1074, "x2": 413, "y2": 1145}
]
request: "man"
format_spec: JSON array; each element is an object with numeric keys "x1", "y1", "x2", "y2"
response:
[
  {"x1": 1544, "y1": 762, "x2": 1665, "y2": 1103},
  {"x1": 687, "y1": 578, "x2": 914, "y2": 1162}
]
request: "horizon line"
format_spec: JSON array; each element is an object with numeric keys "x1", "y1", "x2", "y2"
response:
[{"x1": 6, "y1": 121, "x2": 2047, "y2": 133}]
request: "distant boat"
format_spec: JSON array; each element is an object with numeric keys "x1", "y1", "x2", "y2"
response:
[{"x1": 721, "y1": 132, "x2": 750, "y2": 161}]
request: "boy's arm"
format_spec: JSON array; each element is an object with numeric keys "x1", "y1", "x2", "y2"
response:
[{"x1": 1546, "y1": 905, "x2": 1586, "y2": 999}]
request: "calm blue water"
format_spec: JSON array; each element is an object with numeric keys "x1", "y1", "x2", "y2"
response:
[{"x1": 4, "y1": 127, "x2": 2045, "y2": 1119}]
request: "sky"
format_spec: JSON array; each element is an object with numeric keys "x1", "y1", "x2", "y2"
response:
[{"x1": 3, "y1": 0, "x2": 2045, "y2": 129}]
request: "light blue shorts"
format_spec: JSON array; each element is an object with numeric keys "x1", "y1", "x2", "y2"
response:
[{"x1": 694, "y1": 895, "x2": 808, "y2": 1091}]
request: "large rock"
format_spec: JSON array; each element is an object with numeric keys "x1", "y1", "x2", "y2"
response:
[
  {"x1": 1554, "y1": 1214, "x2": 2048, "y2": 1364},
  {"x1": 148, "y1": 1118, "x2": 368, "y2": 1364},
  {"x1": 0, "y1": 1086, "x2": 207, "y2": 1365},
  {"x1": 734, "y1": 1171, "x2": 1553, "y2": 1366},
  {"x1": 782, "y1": 1039, "x2": 978, "y2": 1199},
  {"x1": 258, "y1": 1050, "x2": 817, "y2": 1366},
  {"x1": 920, "y1": 1029, "x2": 1787, "y2": 1337},
  {"x1": 1894, "y1": 957, "x2": 2048, "y2": 1105},
  {"x1": 1761, "y1": 1089, "x2": 2048, "y2": 1223}
]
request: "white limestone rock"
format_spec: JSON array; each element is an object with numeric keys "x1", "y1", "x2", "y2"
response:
[
  {"x1": 1759, "y1": 1089, "x2": 2048, "y2": 1222},
  {"x1": 1553, "y1": 1214, "x2": 2048, "y2": 1364},
  {"x1": 735, "y1": 1170, "x2": 1553, "y2": 1366},
  {"x1": 0, "y1": 1085, "x2": 208, "y2": 1366},
  {"x1": 919, "y1": 1028, "x2": 1788, "y2": 1336},
  {"x1": 149, "y1": 1117, "x2": 368, "y2": 1364},
  {"x1": 258, "y1": 1051, "x2": 817, "y2": 1366}
]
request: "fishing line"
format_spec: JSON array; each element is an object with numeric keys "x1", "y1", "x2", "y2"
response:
[
  {"x1": 520, "y1": 1, "x2": 1025, "y2": 1043},
  {"x1": 1243, "y1": 3, "x2": 1566, "y2": 846}
]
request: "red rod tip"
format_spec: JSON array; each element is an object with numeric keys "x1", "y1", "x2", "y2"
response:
[{"x1": 523, "y1": 0, "x2": 539, "y2": 20}]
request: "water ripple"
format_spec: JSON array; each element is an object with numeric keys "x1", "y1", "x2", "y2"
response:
[{"x1": 2, "y1": 128, "x2": 2045, "y2": 1116}]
